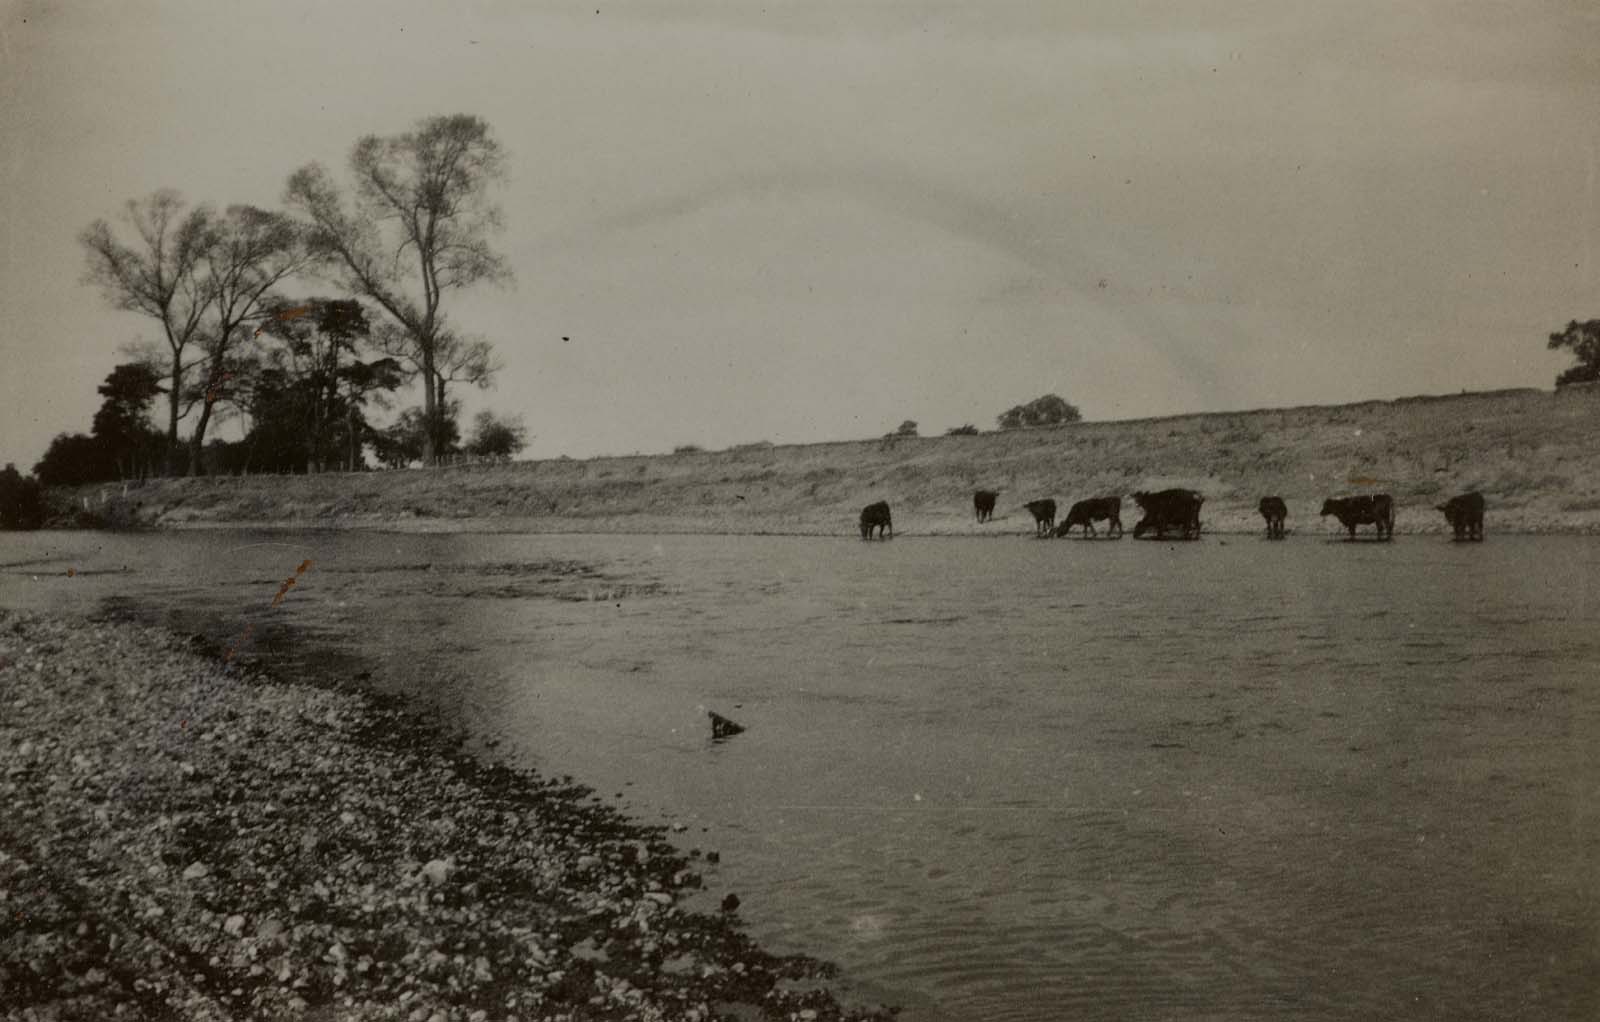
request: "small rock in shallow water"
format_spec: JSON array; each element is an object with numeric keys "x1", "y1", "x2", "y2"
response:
[{"x1": 720, "y1": 893, "x2": 740, "y2": 913}]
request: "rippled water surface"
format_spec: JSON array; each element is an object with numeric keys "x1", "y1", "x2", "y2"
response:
[{"x1": 5, "y1": 529, "x2": 1599, "y2": 1020}]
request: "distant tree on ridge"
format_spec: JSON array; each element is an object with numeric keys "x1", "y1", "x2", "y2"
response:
[
  {"x1": 997, "y1": 394, "x2": 1081, "y2": 430},
  {"x1": 1548, "y1": 319, "x2": 1600, "y2": 387}
]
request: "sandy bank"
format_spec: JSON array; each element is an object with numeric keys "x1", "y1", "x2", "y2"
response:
[
  {"x1": 52, "y1": 385, "x2": 1600, "y2": 535},
  {"x1": 0, "y1": 612, "x2": 893, "y2": 1022}
]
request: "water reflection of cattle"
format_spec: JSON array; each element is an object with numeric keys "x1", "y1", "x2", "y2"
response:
[
  {"x1": 974, "y1": 490, "x2": 998, "y2": 523},
  {"x1": 1320, "y1": 494, "x2": 1394, "y2": 540},
  {"x1": 1436, "y1": 491, "x2": 1485, "y2": 541},
  {"x1": 1131, "y1": 489, "x2": 1203, "y2": 540},
  {"x1": 1259, "y1": 496, "x2": 1288, "y2": 539},
  {"x1": 1054, "y1": 496, "x2": 1123, "y2": 538},
  {"x1": 1023, "y1": 499, "x2": 1057, "y2": 536},
  {"x1": 859, "y1": 501, "x2": 893, "y2": 540}
]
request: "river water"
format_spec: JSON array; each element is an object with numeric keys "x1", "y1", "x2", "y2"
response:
[{"x1": 3, "y1": 529, "x2": 1598, "y2": 1021}]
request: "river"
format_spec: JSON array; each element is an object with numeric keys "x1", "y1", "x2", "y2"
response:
[{"x1": 3, "y1": 528, "x2": 1597, "y2": 1020}]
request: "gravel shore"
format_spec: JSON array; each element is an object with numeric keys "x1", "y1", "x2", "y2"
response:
[{"x1": 0, "y1": 612, "x2": 895, "y2": 1022}]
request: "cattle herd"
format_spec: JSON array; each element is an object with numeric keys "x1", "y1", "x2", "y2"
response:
[{"x1": 858, "y1": 489, "x2": 1488, "y2": 541}]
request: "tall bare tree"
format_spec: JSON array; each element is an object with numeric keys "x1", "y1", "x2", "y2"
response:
[
  {"x1": 285, "y1": 114, "x2": 510, "y2": 464},
  {"x1": 185, "y1": 206, "x2": 307, "y2": 474},
  {"x1": 79, "y1": 191, "x2": 213, "y2": 474}
]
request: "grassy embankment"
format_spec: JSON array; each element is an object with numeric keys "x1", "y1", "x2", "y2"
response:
[{"x1": 58, "y1": 386, "x2": 1600, "y2": 535}]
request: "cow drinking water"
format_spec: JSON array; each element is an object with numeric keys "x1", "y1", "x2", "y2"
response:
[
  {"x1": 1320, "y1": 494, "x2": 1394, "y2": 540},
  {"x1": 1131, "y1": 489, "x2": 1203, "y2": 540},
  {"x1": 859, "y1": 500, "x2": 893, "y2": 540},
  {"x1": 1259, "y1": 496, "x2": 1288, "y2": 539},
  {"x1": 1436, "y1": 491, "x2": 1485, "y2": 541},
  {"x1": 1055, "y1": 496, "x2": 1123, "y2": 538}
]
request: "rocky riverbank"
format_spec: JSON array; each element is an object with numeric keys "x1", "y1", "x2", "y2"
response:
[{"x1": 0, "y1": 612, "x2": 894, "y2": 1022}]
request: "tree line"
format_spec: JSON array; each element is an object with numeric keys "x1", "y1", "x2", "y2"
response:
[{"x1": 32, "y1": 113, "x2": 526, "y2": 489}]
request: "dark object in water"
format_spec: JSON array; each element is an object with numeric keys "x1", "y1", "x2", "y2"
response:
[
  {"x1": 1320, "y1": 494, "x2": 1394, "y2": 540},
  {"x1": 859, "y1": 500, "x2": 893, "y2": 540},
  {"x1": 1258, "y1": 496, "x2": 1288, "y2": 538},
  {"x1": 1131, "y1": 489, "x2": 1204, "y2": 539},
  {"x1": 1023, "y1": 498, "x2": 1056, "y2": 535},
  {"x1": 1056, "y1": 496, "x2": 1123, "y2": 538},
  {"x1": 1436, "y1": 491, "x2": 1485, "y2": 541},
  {"x1": 709, "y1": 711, "x2": 745, "y2": 739},
  {"x1": 721, "y1": 893, "x2": 741, "y2": 913},
  {"x1": 973, "y1": 489, "x2": 998, "y2": 522}
]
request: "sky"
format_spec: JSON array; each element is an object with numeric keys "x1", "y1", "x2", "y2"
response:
[{"x1": 2, "y1": 0, "x2": 1597, "y2": 466}]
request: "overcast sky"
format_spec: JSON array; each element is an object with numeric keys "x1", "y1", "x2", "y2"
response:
[{"x1": 2, "y1": 0, "x2": 1597, "y2": 465}]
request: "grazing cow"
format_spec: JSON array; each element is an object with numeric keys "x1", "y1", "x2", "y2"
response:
[
  {"x1": 1024, "y1": 499, "x2": 1057, "y2": 536},
  {"x1": 974, "y1": 490, "x2": 998, "y2": 523},
  {"x1": 859, "y1": 501, "x2": 893, "y2": 540},
  {"x1": 1055, "y1": 496, "x2": 1123, "y2": 538},
  {"x1": 1436, "y1": 491, "x2": 1485, "y2": 541},
  {"x1": 1259, "y1": 496, "x2": 1288, "y2": 539},
  {"x1": 1319, "y1": 494, "x2": 1394, "y2": 540},
  {"x1": 1131, "y1": 489, "x2": 1204, "y2": 540}
]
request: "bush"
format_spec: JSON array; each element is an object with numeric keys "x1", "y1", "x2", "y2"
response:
[
  {"x1": 0, "y1": 464, "x2": 44, "y2": 530},
  {"x1": 466, "y1": 411, "x2": 528, "y2": 459},
  {"x1": 672, "y1": 444, "x2": 704, "y2": 455},
  {"x1": 945, "y1": 424, "x2": 980, "y2": 436},
  {"x1": 997, "y1": 394, "x2": 1081, "y2": 430},
  {"x1": 33, "y1": 433, "x2": 116, "y2": 486}
]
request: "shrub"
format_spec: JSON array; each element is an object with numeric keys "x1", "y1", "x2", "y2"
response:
[
  {"x1": 997, "y1": 394, "x2": 1082, "y2": 430},
  {"x1": 0, "y1": 464, "x2": 44, "y2": 530}
]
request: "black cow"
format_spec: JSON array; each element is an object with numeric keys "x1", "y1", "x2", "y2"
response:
[
  {"x1": 974, "y1": 490, "x2": 998, "y2": 523},
  {"x1": 1259, "y1": 496, "x2": 1288, "y2": 539},
  {"x1": 1055, "y1": 496, "x2": 1123, "y2": 538},
  {"x1": 1320, "y1": 494, "x2": 1394, "y2": 540},
  {"x1": 859, "y1": 500, "x2": 893, "y2": 540},
  {"x1": 1436, "y1": 491, "x2": 1485, "y2": 541},
  {"x1": 1131, "y1": 489, "x2": 1203, "y2": 540},
  {"x1": 1024, "y1": 499, "x2": 1057, "y2": 536}
]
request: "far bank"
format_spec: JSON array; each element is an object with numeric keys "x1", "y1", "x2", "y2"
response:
[{"x1": 50, "y1": 386, "x2": 1600, "y2": 536}]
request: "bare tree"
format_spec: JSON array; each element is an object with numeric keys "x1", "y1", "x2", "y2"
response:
[
  {"x1": 80, "y1": 191, "x2": 214, "y2": 474},
  {"x1": 373, "y1": 324, "x2": 498, "y2": 458},
  {"x1": 186, "y1": 206, "x2": 307, "y2": 474},
  {"x1": 285, "y1": 114, "x2": 510, "y2": 464}
]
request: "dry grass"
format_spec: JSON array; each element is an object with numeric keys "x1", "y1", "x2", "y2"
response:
[{"x1": 58, "y1": 386, "x2": 1600, "y2": 535}]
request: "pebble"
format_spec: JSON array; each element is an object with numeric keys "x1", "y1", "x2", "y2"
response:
[
  {"x1": 0, "y1": 612, "x2": 890, "y2": 1022},
  {"x1": 420, "y1": 858, "x2": 452, "y2": 886}
]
